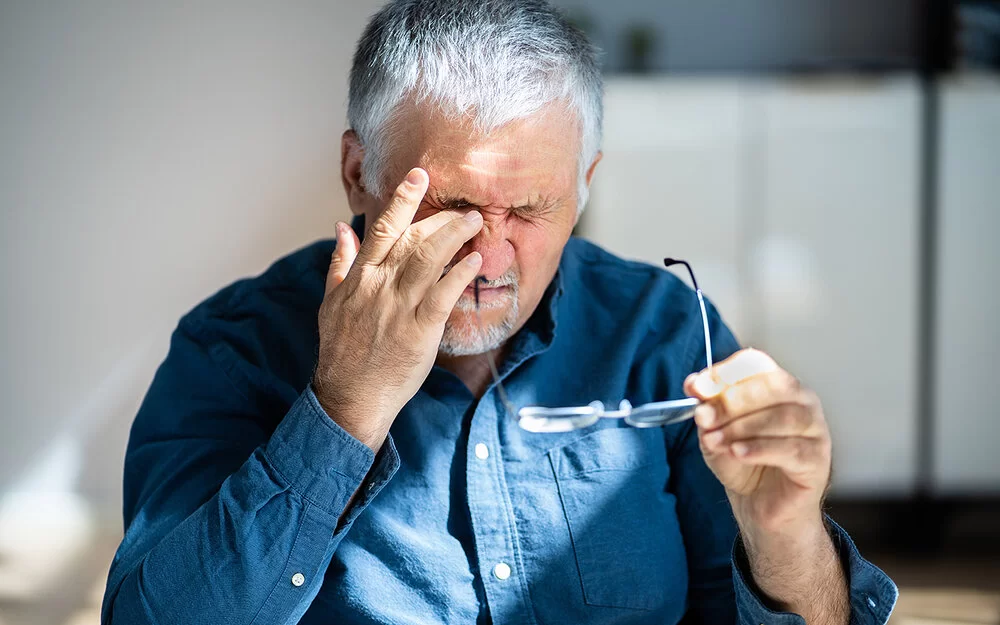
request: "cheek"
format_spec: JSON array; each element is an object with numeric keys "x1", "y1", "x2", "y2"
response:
[{"x1": 511, "y1": 222, "x2": 572, "y2": 288}]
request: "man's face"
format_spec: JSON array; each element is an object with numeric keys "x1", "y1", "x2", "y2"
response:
[{"x1": 352, "y1": 102, "x2": 591, "y2": 355}]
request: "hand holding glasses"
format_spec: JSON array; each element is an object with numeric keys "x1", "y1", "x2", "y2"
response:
[{"x1": 475, "y1": 258, "x2": 713, "y2": 433}]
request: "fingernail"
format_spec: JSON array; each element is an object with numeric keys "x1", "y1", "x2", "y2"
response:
[
  {"x1": 335, "y1": 222, "x2": 346, "y2": 237},
  {"x1": 732, "y1": 442, "x2": 749, "y2": 457},
  {"x1": 694, "y1": 403, "x2": 715, "y2": 428},
  {"x1": 405, "y1": 168, "x2": 423, "y2": 186},
  {"x1": 465, "y1": 251, "x2": 482, "y2": 265},
  {"x1": 464, "y1": 210, "x2": 482, "y2": 223},
  {"x1": 704, "y1": 430, "x2": 724, "y2": 448}
]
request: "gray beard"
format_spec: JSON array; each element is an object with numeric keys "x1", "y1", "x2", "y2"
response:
[{"x1": 438, "y1": 284, "x2": 519, "y2": 356}]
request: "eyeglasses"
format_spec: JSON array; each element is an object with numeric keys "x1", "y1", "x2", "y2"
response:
[{"x1": 475, "y1": 258, "x2": 713, "y2": 433}]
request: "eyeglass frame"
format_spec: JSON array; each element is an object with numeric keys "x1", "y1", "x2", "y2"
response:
[{"x1": 474, "y1": 257, "x2": 713, "y2": 433}]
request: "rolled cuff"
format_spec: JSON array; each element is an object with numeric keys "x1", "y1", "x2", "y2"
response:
[
  {"x1": 263, "y1": 385, "x2": 400, "y2": 517},
  {"x1": 732, "y1": 516, "x2": 898, "y2": 625}
]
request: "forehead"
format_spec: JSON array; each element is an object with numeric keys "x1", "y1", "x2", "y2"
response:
[{"x1": 391, "y1": 102, "x2": 579, "y2": 206}]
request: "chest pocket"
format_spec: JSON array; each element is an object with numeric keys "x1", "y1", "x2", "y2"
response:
[{"x1": 547, "y1": 427, "x2": 688, "y2": 612}]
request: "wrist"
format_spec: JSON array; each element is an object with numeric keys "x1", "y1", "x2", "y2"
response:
[
  {"x1": 739, "y1": 513, "x2": 837, "y2": 603},
  {"x1": 737, "y1": 515, "x2": 848, "y2": 623},
  {"x1": 736, "y1": 508, "x2": 827, "y2": 560},
  {"x1": 311, "y1": 377, "x2": 389, "y2": 454}
]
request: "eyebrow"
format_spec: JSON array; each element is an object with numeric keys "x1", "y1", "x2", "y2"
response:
[
  {"x1": 433, "y1": 194, "x2": 477, "y2": 210},
  {"x1": 432, "y1": 192, "x2": 551, "y2": 213}
]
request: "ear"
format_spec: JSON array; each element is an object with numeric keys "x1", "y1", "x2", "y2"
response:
[
  {"x1": 584, "y1": 150, "x2": 603, "y2": 187},
  {"x1": 341, "y1": 129, "x2": 370, "y2": 216}
]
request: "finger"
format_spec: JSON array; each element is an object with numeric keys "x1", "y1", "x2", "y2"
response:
[
  {"x1": 381, "y1": 208, "x2": 468, "y2": 269},
  {"x1": 401, "y1": 208, "x2": 471, "y2": 247},
  {"x1": 326, "y1": 221, "x2": 361, "y2": 293},
  {"x1": 397, "y1": 210, "x2": 483, "y2": 294},
  {"x1": 699, "y1": 404, "x2": 820, "y2": 452},
  {"x1": 355, "y1": 168, "x2": 428, "y2": 267},
  {"x1": 694, "y1": 369, "x2": 809, "y2": 429},
  {"x1": 417, "y1": 251, "x2": 483, "y2": 324},
  {"x1": 686, "y1": 348, "x2": 780, "y2": 400},
  {"x1": 729, "y1": 436, "x2": 829, "y2": 476}
]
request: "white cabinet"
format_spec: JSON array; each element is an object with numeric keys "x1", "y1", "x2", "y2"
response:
[
  {"x1": 581, "y1": 76, "x2": 922, "y2": 494},
  {"x1": 752, "y1": 78, "x2": 921, "y2": 495},
  {"x1": 582, "y1": 78, "x2": 751, "y2": 339},
  {"x1": 933, "y1": 75, "x2": 1000, "y2": 493}
]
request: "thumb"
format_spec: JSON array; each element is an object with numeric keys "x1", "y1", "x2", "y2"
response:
[{"x1": 326, "y1": 221, "x2": 361, "y2": 293}]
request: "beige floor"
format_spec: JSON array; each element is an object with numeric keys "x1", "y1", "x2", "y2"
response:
[{"x1": 876, "y1": 554, "x2": 1000, "y2": 625}]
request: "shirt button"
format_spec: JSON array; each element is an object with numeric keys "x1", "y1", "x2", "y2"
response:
[
  {"x1": 475, "y1": 443, "x2": 490, "y2": 460},
  {"x1": 291, "y1": 572, "x2": 305, "y2": 587},
  {"x1": 493, "y1": 562, "x2": 511, "y2": 580}
]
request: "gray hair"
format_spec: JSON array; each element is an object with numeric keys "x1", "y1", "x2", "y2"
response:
[{"x1": 348, "y1": 0, "x2": 603, "y2": 211}]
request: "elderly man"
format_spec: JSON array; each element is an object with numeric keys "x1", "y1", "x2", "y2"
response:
[{"x1": 103, "y1": 1, "x2": 897, "y2": 623}]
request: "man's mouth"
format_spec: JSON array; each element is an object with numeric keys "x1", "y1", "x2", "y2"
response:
[
  {"x1": 459, "y1": 282, "x2": 513, "y2": 313},
  {"x1": 464, "y1": 284, "x2": 507, "y2": 297}
]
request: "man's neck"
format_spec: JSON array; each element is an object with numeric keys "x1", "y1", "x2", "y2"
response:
[{"x1": 435, "y1": 344, "x2": 509, "y2": 399}]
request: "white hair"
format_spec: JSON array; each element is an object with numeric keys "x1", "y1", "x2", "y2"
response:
[{"x1": 348, "y1": 0, "x2": 603, "y2": 211}]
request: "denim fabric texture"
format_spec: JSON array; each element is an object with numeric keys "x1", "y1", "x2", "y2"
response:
[{"x1": 102, "y1": 219, "x2": 897, "y2": 624}]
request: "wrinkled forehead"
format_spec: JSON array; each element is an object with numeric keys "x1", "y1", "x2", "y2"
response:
[{"x1": 389, "y1": 101, "x2": 580, "y2": 207}]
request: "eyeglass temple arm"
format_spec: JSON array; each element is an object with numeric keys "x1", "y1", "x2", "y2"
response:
[{"x1": 664, "y1": 258, "x2": 714, "y2": 371}]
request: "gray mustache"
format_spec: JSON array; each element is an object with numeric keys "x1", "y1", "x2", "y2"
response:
[{"x1": 441, "y1": 265, "x2": 518, "y2": 289}]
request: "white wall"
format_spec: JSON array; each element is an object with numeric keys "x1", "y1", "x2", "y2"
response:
[{"x1": 0, "y1": 0, "x2": 383, "y2": 517}]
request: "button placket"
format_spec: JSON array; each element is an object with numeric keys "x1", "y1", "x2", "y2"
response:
[{"x1": 465, "y1": 394, "x2": 534, "y2": 624}]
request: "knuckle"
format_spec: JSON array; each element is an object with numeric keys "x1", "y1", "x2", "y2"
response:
[
  {"x1": 368, "y1": 218, "x2": 398, "y2": 241},
  {"x1": 719, "y1": 386, "x2": 741, "y2": 416},
  {"x1": 747, "y1": 377, "x2": 770, "y2": 405},
  {"x1": 410, "y1": 242, "x2": 438, "y2": 270},
  {"x1": 793, "y1": 439, "x2": 812, "y2": 465},
  {"x1": 420, "y1": 293, "x2": 448, "y2": 322},
  {"x1": 769, "y1": 370, "x2": 799, "y2": 395},
  {"x1": 779, "y1": 406, "x2": 802, "y2": 431},
  {"x1": 723, "y1": 417, "x2": 746, "y2": 441},
  {"x1": 394, "y1": 177, "x2": 418, "y2": 200},
  {"x1": 785, "y1": 371, "x2": 803, "y2": 393},
  {"x1": 799, "y1": 388, "x2": 821, "y2": 409}
]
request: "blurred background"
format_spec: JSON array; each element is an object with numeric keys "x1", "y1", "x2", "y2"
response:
[{"x1": 1, "y1": 1, "x2": 998, "y2": 624}]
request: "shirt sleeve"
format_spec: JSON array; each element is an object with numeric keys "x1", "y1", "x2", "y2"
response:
[
  {"x1": 101, "y1": 318, "x2": 400, "y2": 625},
  {"x1": 731, "y1": 517, "x2": 899, "y2": 625}
]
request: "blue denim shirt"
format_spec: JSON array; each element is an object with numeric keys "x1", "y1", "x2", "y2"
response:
[{"x1": 103, "y1": 225, "x2": 897, "y2": 625}]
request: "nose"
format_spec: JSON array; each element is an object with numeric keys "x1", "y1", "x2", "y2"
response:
[{"x1": 455, "y1": 213, "x2": 514, "y2": 280}]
